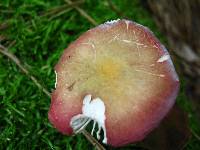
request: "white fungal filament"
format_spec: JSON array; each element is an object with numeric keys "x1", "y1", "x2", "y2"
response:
[
  {"x1": 157, "y1": 54, "x2": 170, "y2": 63},
  {"x1": 70, "y1": 94, "x2": 107, "y2": 144},
  {"x1": 55, "y1": 71, "x2": 57, "y2": 88},
  {"x1": 135, "y1": 69, "x2": 165, "y2": 77}
]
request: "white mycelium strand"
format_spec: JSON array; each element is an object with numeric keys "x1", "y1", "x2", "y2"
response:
[
  {"x1": 55, "y1": 71, "x2": 57, "y2": 88},
  {"x1": 70, "y1": 94, "x2": 107, "y2": 144},
  {"x1": 105, "y1": 19, "x2": 120, "y2": 25},
  {"x1": 157, "y1": 54, "x2": 170, "y2": 63}
]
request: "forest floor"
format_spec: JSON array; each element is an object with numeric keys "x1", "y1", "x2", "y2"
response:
[{"x1": 0, "y1": 0, "x2": 200, "y2": 149}]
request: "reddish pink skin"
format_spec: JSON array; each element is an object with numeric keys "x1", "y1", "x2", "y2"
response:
[
  {"x1": 106, "y1": 75, "x2": 179, "y2": 146},
  {"x1": 48, "y1": 20, "x2": 179, "y2": 147}
]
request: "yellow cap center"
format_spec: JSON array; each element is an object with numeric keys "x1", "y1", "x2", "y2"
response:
[{"x1": 96, "y1": 58, "x2": 121, "y2": 81}]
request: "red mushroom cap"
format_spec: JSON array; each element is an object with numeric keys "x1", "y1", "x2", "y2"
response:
[{"x1": 48, "y1": 19, "x2": 179, "y2": 147}]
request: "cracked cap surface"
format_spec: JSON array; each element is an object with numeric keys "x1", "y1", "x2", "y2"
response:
[{"x1": 48, "y1": 19, "x2": 179, "y2": 147}]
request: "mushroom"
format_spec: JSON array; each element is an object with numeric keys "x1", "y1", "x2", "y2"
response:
[{"x1": 48, "y1": 19, "x2": 179, "y2": 147}]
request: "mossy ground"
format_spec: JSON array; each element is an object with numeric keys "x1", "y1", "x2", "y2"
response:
[{"x1": 0, "y1": 0, "x2": 200, "y2": 149}]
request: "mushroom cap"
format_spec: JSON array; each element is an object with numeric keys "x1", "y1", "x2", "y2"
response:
[{"x1": 48, "y1": 19, "x2": 179, "y2": 147}]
